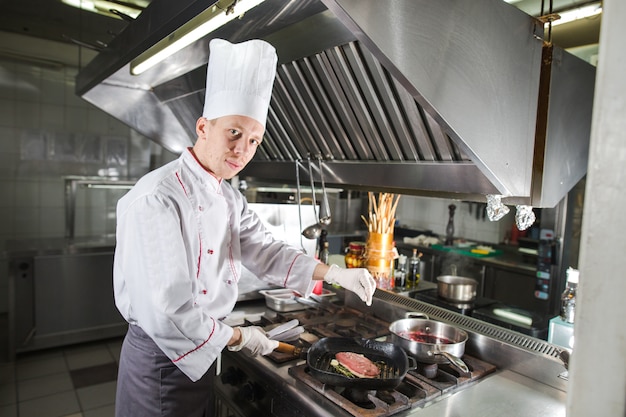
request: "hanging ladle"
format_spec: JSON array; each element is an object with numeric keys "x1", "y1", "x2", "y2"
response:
[
  {"x1": 317, "y1": 156, "x2": 332, "y2": 226},
  {"x1": 295, "y1": 159, "x2": 307, "y2": 253},
  {"x1": 302, "y1": 156, "x2": 322, "y2": 240}
]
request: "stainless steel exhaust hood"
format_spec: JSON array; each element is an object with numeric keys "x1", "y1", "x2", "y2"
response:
[{"x1": 75, "y1": 0, "x2": 596, "y2": 207}]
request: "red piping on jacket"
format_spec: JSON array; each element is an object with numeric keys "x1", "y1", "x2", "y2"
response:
[
  {"x1": 283, "y1": 253, "x2": 303, "y2": 287},
  {"x1": 173, "y1": 318, "x2": 216, "y2": 363},
  {"x1": 175, "y1": 172, "x2": 188, "y2": 196},
  {"x1": 175, "y1": 170, "x2": 202, "y2": 279},
  {"x1": 197, "y1": 238, "x2": 202, "y2": 279}
]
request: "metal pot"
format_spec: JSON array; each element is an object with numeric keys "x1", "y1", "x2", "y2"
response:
[
  {"x1": 276, "y1": 337, "x2": 416, "y2": 390},
  {"x1": 388, "y1": 313, "x2": 470, "y2": 375},
  {"x1": 436, "y1": 275, "x2": 478, "y2": 303}
]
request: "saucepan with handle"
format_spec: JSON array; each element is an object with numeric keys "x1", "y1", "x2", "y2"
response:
[
  {"x1": 436, "y1": 264, "x2": 478, "y2": 304},
  {"x1": 275, "y1": 337, "x2": 416, "y2": 390},
  {"x1": 389, "y1": 312, "x2": 471, "y2": 376}
]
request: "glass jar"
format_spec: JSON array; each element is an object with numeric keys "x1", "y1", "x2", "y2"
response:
[
  {"x1": 344, "y1": 241, "x2": 365, "y2": 268},
  {"x1": 365, "y1": 232, "x2": 395, "y2": 290}
]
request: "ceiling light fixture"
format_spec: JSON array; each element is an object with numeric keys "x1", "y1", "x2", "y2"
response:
[
  {"x1": 129, "y1": 0, "x2": 266, "y2": 76},
  {"x1": 61, "y1": 0, "x2": 143, "y2": 20}
]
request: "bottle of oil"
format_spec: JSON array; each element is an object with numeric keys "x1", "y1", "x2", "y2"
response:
[
  {"x1": 320, "y1": 241, "x2": 330, "y2": 265},
  {"x1": 395, "y1": 255, "x2": 407, "y2": 290},
  {"x1": 407, "y1": 248, "x2": 421, "y2": 289},
  {"x1": 560, "y1": 267, "x2": 579, "y2": 323}
]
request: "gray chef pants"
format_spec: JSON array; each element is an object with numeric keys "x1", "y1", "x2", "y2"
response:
[{"x1": 115, "y1": 324, "x2": 216, "y2": 417}]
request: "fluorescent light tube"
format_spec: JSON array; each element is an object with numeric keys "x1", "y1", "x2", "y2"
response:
[
  {"x1": 130, "y1": 0, "x2": 265, "y2": 75},
  {"x1": 61, "y1": 0, "x2": 143, "y2": 20},
  {"x1": 548, "y1": 2, "x2": 602, "y2": 26}
]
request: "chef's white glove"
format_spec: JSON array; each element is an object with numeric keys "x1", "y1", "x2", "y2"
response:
[
  {"x1": 228, "y1": 326, "x2": 279, "y2": 356},
  {"x1": 323, "y1": 264, "x2": 377, "y2": 306}
]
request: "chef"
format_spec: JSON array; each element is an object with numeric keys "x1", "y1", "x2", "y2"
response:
[{"x1": 112, "y1": 38, "x2": 376, "y2": 417}]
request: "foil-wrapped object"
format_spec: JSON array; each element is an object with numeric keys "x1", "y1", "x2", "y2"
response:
[
  {"x1": 515, "y1": 205, "x2": 536, "y2": 230},
  {"x1": 486, "y1": 194, "x2": 510, "y2": 221}
]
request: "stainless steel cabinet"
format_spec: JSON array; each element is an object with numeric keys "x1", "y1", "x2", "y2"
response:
[{"x1": 10, "y1": 250, "x2": 127, "y2": 356}]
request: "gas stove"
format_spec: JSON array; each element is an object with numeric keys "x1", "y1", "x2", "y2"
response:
[
  {"x1": 212, "y1": 295, "x2": 497, "y2": 417},
  {"x1": 410, "y1": 288, "x2": 497, "y2": 315},
  {"x1": 288, "y1": 353, "x2": 495, "y2": 416}
]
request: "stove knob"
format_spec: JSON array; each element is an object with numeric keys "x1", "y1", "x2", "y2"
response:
[
  {"x1": 238, "y1": 381, "x2": 264, "y2": 403},
  {"x1": 220, "y1": 366, "x2": 245, "y2": 385}
]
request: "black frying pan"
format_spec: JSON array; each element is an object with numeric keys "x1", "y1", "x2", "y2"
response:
[{"x1": 278, "y1": 337, "x2": 416, "y2": 390}]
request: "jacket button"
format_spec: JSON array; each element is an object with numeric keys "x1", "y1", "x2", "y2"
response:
[
  {"x1": 227, "y1": 280, "x2": 232, "y2": 285},
  {"x1": 207, "y1": 249, "x2": 214, "y2": 254},
  {"x1": 199, "y1": 206, "x2": 204, "y2": 211}
]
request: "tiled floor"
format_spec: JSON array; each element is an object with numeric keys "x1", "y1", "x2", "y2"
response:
[{"x1": 0, "y1": 337, "x2": 124, "y2": 417}]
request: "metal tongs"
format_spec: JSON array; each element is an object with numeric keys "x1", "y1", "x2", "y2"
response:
[{"x1": 265, "y1": 319, "x2": 304, "y2": 342}]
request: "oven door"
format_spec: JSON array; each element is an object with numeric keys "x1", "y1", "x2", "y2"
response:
[{"x1": 212, "y1": 353, "x2": 269, "y2": 417}]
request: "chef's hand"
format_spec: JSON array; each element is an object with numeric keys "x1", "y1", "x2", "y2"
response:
[
  {"x1": 228, "y1": 326, "x2": 279, "y2": 356},
  {"x1": 323, "y1": 264, "x2": 376, "y2": 306}
]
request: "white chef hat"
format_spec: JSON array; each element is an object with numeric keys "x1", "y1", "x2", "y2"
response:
[{"x1": 202, "y1": 38, "x2": 278, "y2": 128}]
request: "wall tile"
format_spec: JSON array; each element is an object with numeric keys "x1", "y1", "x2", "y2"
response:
[
  {"x1": 13, "y1": 207, "x2": 40, "y2": 237},
  {"x1": 0, "y1": 258, "x2": 7, "y2": 313},
  {"x1": 0, "y1": 127, "x2": 19, "y2": 154},
  {"x1": 0, "y1": 207, "x2": 15, "y2": 236},
  {"x1": 0, "y1": 99, "x2": 16, "y2": 127},
  {"x1": 15, "y1": 180, "x2": 40, "y2": 208},
  {"x1": 40, "y1": 104, "x2": 64, "y2": 130},
  {"x1": 0, "y1": 180, "x2": 16, "y2": 208},
  {"x1": 65, "y1": 106, "x2": 88, "y2": 132},
  {"x1": 0, "y1": 153, "x2": 19, "y2": 177},
  {"x1": 0, "y1": 63, "x2": 17, "y2": 100},
  {"x1": 39, "y1": 207, "x2": 65, "y2": 237},
  {"x1": 14, "y1": 100, "x2": 41, "y2": 129},
  {"x1": 39, "y1": 69, "x2": 65, "y2": 105},
  {"x1": 39, "y1": 178, "x2": 65, "y2": 208},
  {"x1": 13, "y1": 64, "x2": 41, "y2": 102},
  {"x1": 396, "y1": 196, "x2": 512, "y2": 245},
  {"x1": 87, "y1": 109, "x2": 109, "y2": 134}
]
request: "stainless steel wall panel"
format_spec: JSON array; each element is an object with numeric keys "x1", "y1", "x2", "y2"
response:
[{"x1": 538, "y1": 46, "x2": 595, "y2": 208}]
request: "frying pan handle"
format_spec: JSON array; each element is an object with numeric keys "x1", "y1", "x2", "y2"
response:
[
  {"x1": 275, "y1": 342, "x2": 306, "y2": 358},
  {"x1": 437, "y1": 351, "x2": 471, "y2": 377},
  {"x1": 405, "y1": 312, "x2": 429, "y2": 320},
  {"x1": 407, "y1": 355, "x2": 418, "y2": 371},
  {"x1": 276, "y1": 342, "x2": 297, "y2": 354}
]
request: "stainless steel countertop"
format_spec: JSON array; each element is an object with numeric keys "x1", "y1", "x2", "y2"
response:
[{"x1": 408, "y1": 370, "x2": 565, "y2": 416}]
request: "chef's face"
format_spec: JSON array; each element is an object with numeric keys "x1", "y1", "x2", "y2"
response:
[{"x1": 193, "y1": 115, "x2": 264, "y2": 180}]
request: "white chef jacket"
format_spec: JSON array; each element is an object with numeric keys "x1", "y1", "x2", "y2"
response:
[{"x1": 113, "y1": 148, "x2": 318, "y2": 382}]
